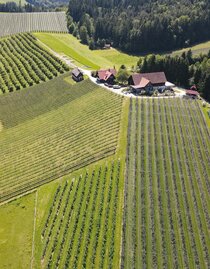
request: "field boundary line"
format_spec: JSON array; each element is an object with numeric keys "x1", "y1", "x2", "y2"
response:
[
  {"x1": 31, "y1": 190, "x2": 38, "y2": 269},
  {"x1": 0, "y1": 189, "x2": 37, "y2": 206}
]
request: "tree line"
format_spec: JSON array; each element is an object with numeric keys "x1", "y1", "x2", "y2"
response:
[
  {"x1": 137, "y1": 51, "x2": 210, "y2": 101},
  {"x1": 0, "y1": 0, "x2": 68, "y2": 12},
  {"x1": 67, "y1": 0, "x2": 210, "y2": 53},
  {"x1": 0, "y1": 2, "x2": 36, "y2": 12}
]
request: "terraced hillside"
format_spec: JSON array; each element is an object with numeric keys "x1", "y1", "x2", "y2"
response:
[
  {"x1": 34, "y1": 160, "x2": 124, "y2": 269},
  {"x1": 0, "y1": 77, "x2": 123, "y2": 203},
  {"x1": 0, "y1": 12, "x2": 68, "y2": 37},
  {"x1": 0, "y1": 33, "x2": 69, "y2": 94},
  {"x1": 121, "y1": 98, "x2": 210, "y2": 269}
]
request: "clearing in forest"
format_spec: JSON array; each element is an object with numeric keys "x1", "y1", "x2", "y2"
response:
[{"x1": 34, "y1": 33, "x2": 139, "y2": 70}]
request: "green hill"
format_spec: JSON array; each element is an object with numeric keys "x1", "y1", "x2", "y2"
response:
[
  {"x1": 0, "y1": 33, "x2": 69, "y2": 94},
  {"x1": 0, "y1": 30, "x2": 209, "y2": 269},
  {"x1": 0, "y1": 75, "x2": 123, "y2": 202},
  {"x1": 122, "y1": 98, "x2": 210, "y2": 268}
]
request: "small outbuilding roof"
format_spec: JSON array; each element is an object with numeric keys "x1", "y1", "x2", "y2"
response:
[
  {"x1": 165, "y1": 81, "x2": 175, "y2": 87},
  {"x1": 186, "y1": 90, "x2": 199, "y2": 96},
  {"x1": 72, "y1": 68, "x2": 83, "y2": 77}
]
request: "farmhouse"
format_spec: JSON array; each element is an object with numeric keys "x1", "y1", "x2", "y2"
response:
[
  {"x1": 131, "y1": 77, "x2": 153, "y2": 94},
  {"x1": 96, "y1": 68, "x2": 117, "y2": 84},
  {"x1": 128, "y1": 72, "x2": 167, "y2": 94},
  {"x1": 72, "y1": 68, "x2": 84, "y2": 82},
  {"x1": 185, "y1": 89, "x2": 199, "y2": 98}
]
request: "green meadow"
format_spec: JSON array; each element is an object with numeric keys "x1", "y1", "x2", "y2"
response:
[{"x1": 34, "y1": 33, "x2": 139, "y2": 70}]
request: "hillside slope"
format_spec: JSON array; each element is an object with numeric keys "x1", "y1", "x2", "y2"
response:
[
  {"x1": 68, "y1": 0, "x2": 210, "y2": 53},
  {"x1": 122, "y1": 98, "x2": 210, "y2": 268},
  {"x1": 0, "y1": 33, "x2": 69, "y2": 94},
  {"x1": 0, "y1": 76, "x2": 123, "y2": 202},
  {"x1": 0, "y1": 12, "x2": 68, "y2": 37}
]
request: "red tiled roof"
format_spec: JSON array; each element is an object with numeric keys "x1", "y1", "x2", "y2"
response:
[
  {"x1": 109, "y1": 68, "x2": 117, "y2": 76},
  {"x1": 132, "y1": 72, "x2": 167, "y2": 86},
  {"x1": 98, "y1": 70, "x2": 107, "y2": 80},
  {"x1": 139, "y1": 77, "x2": 150, "y2": 88},
  {"x1": 186, "y1": 90, "x2": 199, "y2": 96},
  {"x1": 132, "y1": 78, "x2": 150, "y2": 89},
  {"x1": 98, "y1": 68, "x2": 116, "y2": 80},
  {"x1": 104, "y1": 71, "x2": 113, "y2": 81}
]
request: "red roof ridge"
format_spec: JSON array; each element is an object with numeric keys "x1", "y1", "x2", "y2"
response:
[
  {"x1": 132, "y1": 72, "x2": 166, "y2": 86},
  {"x1": 186, "y1": 89, "x2": 199, "y2": 95},
  {"x1": 98, "y1": 68, "x2": 116, "y2": 80}
]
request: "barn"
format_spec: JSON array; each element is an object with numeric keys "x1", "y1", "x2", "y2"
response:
[
  {"x1": 129, "y1": 72, "x2": 167, "y2": 94},
  {"x1": 72, "y1": 68, "x2": 84, "y2": 82}
]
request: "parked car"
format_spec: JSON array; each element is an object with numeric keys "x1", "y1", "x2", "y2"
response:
[
  {"x1": 104, "y1": 83, "x2": 113, "y2": 88},
  {"x1": 113, "y1": 85, "x2": 121, "y2": 89}
]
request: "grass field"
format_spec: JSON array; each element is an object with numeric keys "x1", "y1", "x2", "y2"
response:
[
  {"x1": 0, "y1": 192, "x2": 35, "y2": 269},
  {"x1": 0, "y1": 29, "x2": 209, "y2": 267},
  {"x1": 0, "y1": 76, "x2": 123, "y2": 203},
  {"x1": 34, "y1": 33, "x2": 139, "y2": 70},
  {"x1": 0, "y1": 33, "x2": 69, "y2": 94},
  {"x1": 34, "y1": 33, "x2": 210, "y2": 72},
  {"x1": 121, "y1": 98, "x2": 210, "y2": 269},
  {"x1": 171, "y1": 40, "x2": 210, "y2": 56}
]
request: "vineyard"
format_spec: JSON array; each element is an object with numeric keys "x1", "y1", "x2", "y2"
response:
[
  {"x1": 0, "y1": 33, "x2": 69, "y2": 94},
  {"x1": 121, "y1": 98, "x2": 210, "y2": 269},
  {"x1": 0, "y1": 73, "x2": 94, "y2": 128},
  {"x1": 34, "y1": 160, "x2": 123, "y2": 269},
  {"x1": 0, "y1": 12, "x2": 68, "y2": 37},
  {"x1": 0, "y1": 79, "x2": 123, "y2": 203}
]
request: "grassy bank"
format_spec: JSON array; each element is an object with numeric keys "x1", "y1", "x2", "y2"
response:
[
  {"x1": 34, "y1": 33, "x2": 139, "y2": 70},
  {"x1": 0, "y1": 193, "x2": 35, "y2": 269}
]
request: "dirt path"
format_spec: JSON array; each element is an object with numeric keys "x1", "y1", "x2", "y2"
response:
[{"x1": 31, "y1": 190, "x2": 38, "y2": 269}]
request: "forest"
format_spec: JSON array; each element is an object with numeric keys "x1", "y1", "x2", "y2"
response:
[
  {"x1": 0, "y1": 0, "x2": 68, "y2": 12},
  {"x1": 137, "y1": 51, "x2": 210, "y2": 101},
  {"x1": 67, "y1": 0, "x2": 210, "y2": 53},
  {"x1": 0, "y1": 2, "x2": 35, "y2": 12}
]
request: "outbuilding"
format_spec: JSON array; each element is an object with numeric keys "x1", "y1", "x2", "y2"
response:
[
  {"x1": 185, "y1": 90, "x2": 199, "y2": 98},
  {"x1": 72, "y1": 68, "x2": 84, "y2": 82}
]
